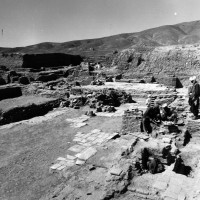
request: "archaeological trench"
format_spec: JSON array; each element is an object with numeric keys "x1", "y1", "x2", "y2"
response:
[{"x1": 1, "y1": 44, "x2": 200, "y2": 200}]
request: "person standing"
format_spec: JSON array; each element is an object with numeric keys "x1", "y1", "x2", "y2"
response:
[{"x1": 189, "y1": 76, "x2": 200, "y2": 120}]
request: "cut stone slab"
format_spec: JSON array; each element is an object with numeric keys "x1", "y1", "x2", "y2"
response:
[
  {"x1": 57, "y1": 165, "x2": 66, "y2": 171},
  {"x1": 80, "y1": 139, "x2": 87, "y2": 143},
  {"x1": 107, "y1": 132, "x2": 119, "y2": 140},
  {"x1": 66, "y1": 155, "x2": 76, "y2": 160},
  {"x1": 91, "y1": 129, "x2": 101, "y2": 134},
  {"x1": 73, "y1": 122, "x2": 87, "y2": 128},
  {"x1": 57, "y1": 157, "x2": 67, "y2": 161},
  {"x1": 75, "y1": 132, "x2": 84, "y2": 137},
  {"x1": 81, "y1": 143, "x2": 92, "y2": 147},
  {"x1": 50, "y1": 163, "x2": 61, "y2": 170},
  {"x1": 59, "y1": 160, "x2": 75, "y2": 167},
  {"x1": 68, "y1": 145, "x2": 86, "y2": 153},
  {"x1": 109, "y1": 168, "x2": 123, "y2": 176},
  {"x1": 76, "y1": 147, "x2": 97, "y2": 161},
  {"x1": 76, "y1": 159, "x2": 85, "y2": 165}
]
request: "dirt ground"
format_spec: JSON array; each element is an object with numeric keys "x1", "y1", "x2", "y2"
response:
[{"x1": 0, "y1": 106, "x2": 122, "y2": 200}]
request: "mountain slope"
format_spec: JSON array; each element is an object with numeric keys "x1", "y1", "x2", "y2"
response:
[{"x1": 1, "y1": 20, "x2": 200, "y2": 56}]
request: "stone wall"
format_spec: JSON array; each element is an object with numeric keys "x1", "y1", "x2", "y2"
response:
[{"x1": 121, "y1": 109, "x2": 143, "y2": 134}]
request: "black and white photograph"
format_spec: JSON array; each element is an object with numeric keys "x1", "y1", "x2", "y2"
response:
[{"x1": 0, "y1": 0, "x2": 200, "y2": 199}]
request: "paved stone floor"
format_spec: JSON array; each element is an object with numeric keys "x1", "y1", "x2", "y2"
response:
[{"x1": 50, "y1": 127, "x2": 119, "y2": 175}]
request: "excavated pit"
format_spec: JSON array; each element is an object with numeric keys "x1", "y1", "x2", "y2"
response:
[{"x1": 0, "y1": 96, "x2": 61, "y2": 125}]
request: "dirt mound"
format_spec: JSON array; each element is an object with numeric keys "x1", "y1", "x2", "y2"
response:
[{"x1": 112, "y1": 44, "x2": 200, "y2": 85}]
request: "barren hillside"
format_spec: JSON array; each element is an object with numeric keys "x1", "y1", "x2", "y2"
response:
[{"x1": 1, "y1": 20, "x2": 200, "y2": 57}]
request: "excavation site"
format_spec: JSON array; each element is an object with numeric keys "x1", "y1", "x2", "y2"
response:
[{"x1": 1, "y1": 7, "x2": 200, "y2": 200}]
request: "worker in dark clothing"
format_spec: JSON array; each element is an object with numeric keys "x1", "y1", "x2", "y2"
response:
[
  {"x1": 173, "y1": 155, "x2": 183, "y2": 173},
  {"x1": 189, "y1": 76, "x2": 200, "y2": 120},
  {"x1": 161, "y1": 103, "x2": 178, "y2": 122},
  {"x1": 148, "y1": 158, "x2": 157, "y2": 174},
  {"x1": 142, "y1": 102, "x2": 161, "y2": 134},
  {"x1": 141, "y1": 148, "x2": 149, "y2": 170},
  {"x1": 188, "y1": 84, "x2": 193, "y2": 106}
]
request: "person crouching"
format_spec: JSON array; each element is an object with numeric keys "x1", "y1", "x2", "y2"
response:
[{"x1": 142, "y1": 101, "x2": 161, "y2": 134}]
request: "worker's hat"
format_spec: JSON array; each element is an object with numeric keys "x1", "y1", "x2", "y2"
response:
[
  {"x1": 189, "y1": 76, "x2": 196, "y2": 81},
  {"x1": 147, "y1": 94, "x2": 151, "y2": 98}
]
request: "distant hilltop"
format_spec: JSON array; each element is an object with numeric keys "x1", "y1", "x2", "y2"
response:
[{"x1": 1, "y1": 20, "x2": 200, "y2": 56}]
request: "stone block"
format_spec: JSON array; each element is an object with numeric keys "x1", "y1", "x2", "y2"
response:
[
  {"x1": 75, "y1": 131, "x2": 84, "y2": 137},
  {"x1": 109, "y1": 168, "x2": 123, "y2": 176},
  {"x1": 91, "y1": 129, "x2": 101, "y2": 134},
  {"x1": 81, "y1": 142, "x2": 92, "y2": 147},
  {"x1": 107, "y1": 132, "x2": 119, "y2": 140},
  {"x1": 87, "y1": 136, "x2": 97, "y2": 141},
  {"x1": 73, "y1": 137, "x2": 82, "y2": 142},
  {"x1": 76, "y1": 147, "x2": 97, "y2": 161},
  {"x1": 95, "y1": 138, "x2": 106, "y2": 144},
  {"x1": 80, "y1": 139, "x2": 87, "y2": 143},
  {"x1": 127, "y1": 186, "x2": 136, "y2": 192},
  {"x1": 57, "y1": 157, "x2": 67, "y2": 161},
  {"x1": 50, "y1": 163, "x2": 61, "y2": 170},
  {"x1": 68, "y1": 145, "x2": 86, "y2": 153},
  {"x1": 59, "y1": 160, "x2": 75, "y2": 167},
  {"x1": 76, "y1": 159, "x2": 85, "y2": 165},
  {"x1": 136, "y1": 188, "x2": 149, "y2": 195},
  {"x1": 153, "y1": 180, "x2": 168, "y2": 191},
  {"x1": 57, "y1": 165, "x2": 66, "y2": 171}
]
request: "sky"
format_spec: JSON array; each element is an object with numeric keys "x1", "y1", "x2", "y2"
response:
[{"x1": 0, "y1": 0, "x2": 200, "y2": 48}]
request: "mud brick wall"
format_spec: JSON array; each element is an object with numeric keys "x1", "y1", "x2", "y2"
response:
[
  {"x1": 0, "y1": 53, "x2": 83, "y2": 70},
  {"x1": 22, "y1": 53, "x2": 82, "y2": 68},
  {"x1": 157, "y1": 76, "x2": 183, "y2": 88},
  {"x1": 121, "y1": 110, "x2": 143, "y2": 134},
  {"x1": 0, "y1": 53, "x2": 23, "y2": 70},
  {"x1": 0, "y1": 86, "x2": 22, "y2": 101}
]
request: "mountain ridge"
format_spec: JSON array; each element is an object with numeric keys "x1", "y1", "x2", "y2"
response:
[{"x1": 1, "y1": 20, "x2": 200, "y2": 56}]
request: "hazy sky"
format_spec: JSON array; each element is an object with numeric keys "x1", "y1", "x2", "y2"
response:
[{"x1": 0, "y1": 0, "x2": 200, "y2": 47}]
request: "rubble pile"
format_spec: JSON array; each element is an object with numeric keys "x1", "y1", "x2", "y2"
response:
[
  {"x1": 90, "y1": 79, "x2": 104, "y2": 86},
  {"x1": 88, "y1": 89, "x2": 135, "y2": 109}
]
